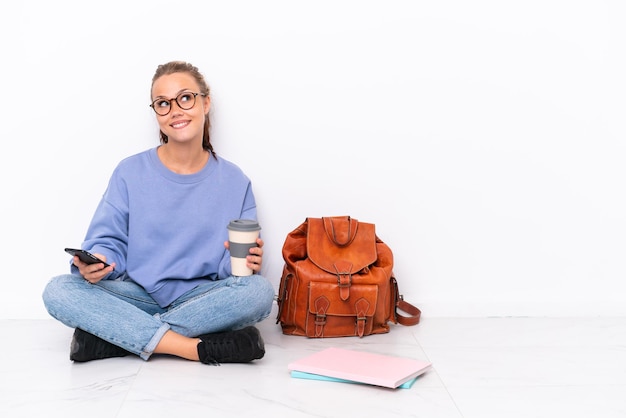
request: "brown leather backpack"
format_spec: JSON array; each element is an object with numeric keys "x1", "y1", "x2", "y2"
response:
[{"x1": 276, "y1": 216, "x2": 421, "y2": 338}]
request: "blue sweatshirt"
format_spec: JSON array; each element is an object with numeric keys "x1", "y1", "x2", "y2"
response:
[{"x1": 72, "y1": 147, "x2": 257, "y2": 307}]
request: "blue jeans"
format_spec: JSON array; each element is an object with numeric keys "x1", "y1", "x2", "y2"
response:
[{"x1": 42, "y1": 274, "x2": 275, "y2": 360}]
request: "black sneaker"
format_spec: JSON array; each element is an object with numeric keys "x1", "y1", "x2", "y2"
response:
[
  {"x1": 197, "y1": 326, "x2": 265, "y2": 365},
  {"x1": 70, "y1": 328, "x2": 131, "y2": 362}
]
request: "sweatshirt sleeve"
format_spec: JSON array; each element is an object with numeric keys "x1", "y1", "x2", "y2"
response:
[{"x1": 76, "y1": 168, "x2": 130, "y2": 279}]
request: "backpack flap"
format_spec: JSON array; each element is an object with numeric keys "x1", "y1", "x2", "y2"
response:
[{"x1": 306, "y1": 216, "x2": 377, "y2": 275}]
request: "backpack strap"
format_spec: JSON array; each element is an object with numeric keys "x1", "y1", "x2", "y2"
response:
[
  {"x1": 391, "y1": 277, "x2": 421, "y2": 326},
  {"x1": 396, "y1": 297, "x2": 421, "y2": 326}
]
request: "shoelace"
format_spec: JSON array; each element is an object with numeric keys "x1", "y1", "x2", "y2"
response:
[{"x1": 199, "y1": 338, "x2": 237, "y2": 366}]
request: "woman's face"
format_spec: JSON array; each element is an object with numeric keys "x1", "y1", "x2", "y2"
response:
[{"x1": 151, "y1": 72, "x2": 210, "y2": 146}]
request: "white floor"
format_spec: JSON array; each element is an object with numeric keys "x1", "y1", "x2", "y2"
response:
[{"x1": 2, "y1": 304, "x2": 625, "y2": 418}]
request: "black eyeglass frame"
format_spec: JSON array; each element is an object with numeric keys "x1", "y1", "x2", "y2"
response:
[{"x1": 149, "y1": 92, "x2": 206, "y2": 116}]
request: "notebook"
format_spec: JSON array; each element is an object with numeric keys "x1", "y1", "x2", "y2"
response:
[
  {"x1": 287, "y1": 347, "x2": 432, "y2": 389},
  {"x1": 290, "y1": 370, "x2": 419, "y2": 389}
]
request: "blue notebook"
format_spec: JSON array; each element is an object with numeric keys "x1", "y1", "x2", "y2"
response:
[{"x1": 290, "y1": 370, "x2": 419, "y2": 389}]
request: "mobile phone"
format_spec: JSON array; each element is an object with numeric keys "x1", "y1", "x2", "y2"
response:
[{"x1": 64, "y1": 248, "x2": 111, "y2": 268}]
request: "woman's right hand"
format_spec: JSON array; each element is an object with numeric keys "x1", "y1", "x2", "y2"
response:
[{"x1": 73, "y1": 254, "x2": 115, "y2": 284}]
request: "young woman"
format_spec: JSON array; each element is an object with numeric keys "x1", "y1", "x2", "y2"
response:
[{"x1": 42, "y1": 61, "x2": 275, "y2": 365}]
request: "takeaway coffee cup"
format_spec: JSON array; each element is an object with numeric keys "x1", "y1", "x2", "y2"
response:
[{"x1": 227, "y1": 219, "x2": 262, "y2": 276}]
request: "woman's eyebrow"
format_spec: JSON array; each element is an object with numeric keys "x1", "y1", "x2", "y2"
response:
[{"x1": 153, "y1": 88, "x2": 194, "y2": 99}]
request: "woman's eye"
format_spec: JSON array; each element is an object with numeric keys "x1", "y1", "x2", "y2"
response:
[
  {"x1": 179, "y1": 93, "x2": 193, "y2": 103},
  {"x1": 157, "y1": 100, "x2": 170, "y2": 108}
]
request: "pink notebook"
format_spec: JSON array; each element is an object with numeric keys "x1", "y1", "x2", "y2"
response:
[{"x1": 288, "y1": 347, "x2": 432, "y2": 389}]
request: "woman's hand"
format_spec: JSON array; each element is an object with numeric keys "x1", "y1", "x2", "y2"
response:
[
  {"x1": 73, "y1": 254, "x2": 115, "y2": 284},
  {"x1": 224, "y1": 237, "x2": 264, "y2": 274},
  {"x1": 247, "y1": 237, "x2": 264, "y2": 274}
]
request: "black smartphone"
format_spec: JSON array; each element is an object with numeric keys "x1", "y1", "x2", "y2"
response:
[{"x1": 64, "y1": 248, "x2": 111, "y2": 268}]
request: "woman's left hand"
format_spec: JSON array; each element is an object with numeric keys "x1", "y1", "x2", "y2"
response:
[
  {"x1": 224, "y1": 237, "x2": 264, "y2": 274},
  {"x1": 247, "y1": 237, "x2": 264, "y2": 274}
]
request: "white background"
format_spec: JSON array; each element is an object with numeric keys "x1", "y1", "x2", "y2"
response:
[{"x1": 1, "y1": 0, "x2": 624, "y2": 319}]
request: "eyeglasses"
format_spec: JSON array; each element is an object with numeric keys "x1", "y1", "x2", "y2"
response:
[{"x1": 149, "y1": 92, "x2": 205, "y2": 116}]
